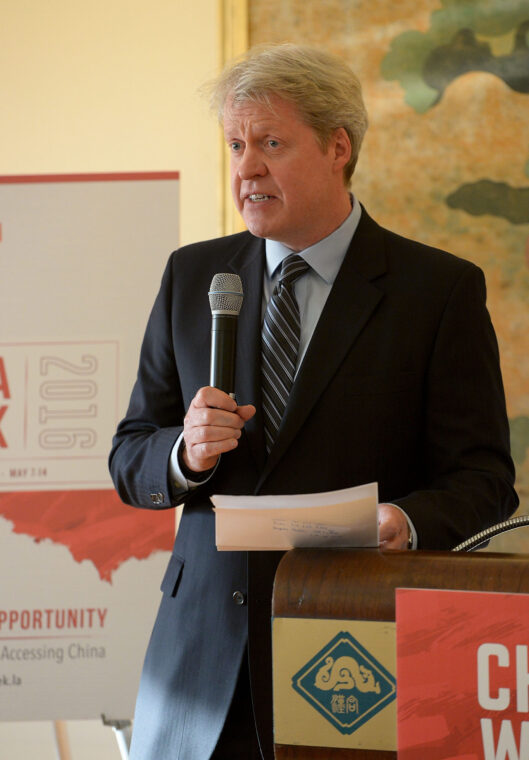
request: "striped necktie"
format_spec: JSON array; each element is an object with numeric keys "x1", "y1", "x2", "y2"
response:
[{"x1": 261, "y1": 253, "x2": 310, "y2": 452}]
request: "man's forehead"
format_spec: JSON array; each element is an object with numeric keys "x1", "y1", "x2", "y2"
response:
[
  {"x1": 222, "y1": 93, "x2": 304, "y2": 128},
  {"x1": 224, "y1": 92, "x2": 296, "y2": 117}
]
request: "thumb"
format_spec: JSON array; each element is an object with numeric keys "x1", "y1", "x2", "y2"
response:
[{"x1": 237, "y1": 404, "x2": 256, "y2": 422}]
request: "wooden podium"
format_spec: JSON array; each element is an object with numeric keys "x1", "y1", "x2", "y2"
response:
[{"x1": 270, "y1": 548, "x2": 529, "y2": 759}]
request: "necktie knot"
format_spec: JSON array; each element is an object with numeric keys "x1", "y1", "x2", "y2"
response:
[{"x1": 277, "y1": 253, "x2": 309, "y2": 288}]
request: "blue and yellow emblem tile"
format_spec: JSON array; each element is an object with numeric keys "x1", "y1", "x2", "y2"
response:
[
  {"x1": 291, "y1": 630, "x2": 396, "y2": 734},
  {"x1": 273, "y1": 618, "x2": 396, "y2": 751}
]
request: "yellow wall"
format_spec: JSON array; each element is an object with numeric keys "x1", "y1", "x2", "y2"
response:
[
  {"x1": 1, "y1": 0, "x2": 221, "y2": 246},
  {"x1": 0, "y1": 2, "x2": 222, "y2": 755}
]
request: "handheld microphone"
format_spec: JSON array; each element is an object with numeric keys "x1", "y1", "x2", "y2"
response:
[{"x1": 208, "y1": 273, "x2": 243, "y2": 398}]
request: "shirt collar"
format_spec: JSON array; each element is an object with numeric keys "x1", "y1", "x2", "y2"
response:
[{"x1": 265, "y1": 194, "x2": 362, "y2": 284}]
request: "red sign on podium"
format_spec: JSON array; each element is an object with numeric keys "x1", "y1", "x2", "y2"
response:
[{"x1": 397, "y1": 587, "x2": 529, "y2": 759}]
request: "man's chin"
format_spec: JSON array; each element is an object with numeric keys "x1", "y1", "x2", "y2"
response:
[{"x1": 242, "y1": 218, "x2": 275, "y2": 241}]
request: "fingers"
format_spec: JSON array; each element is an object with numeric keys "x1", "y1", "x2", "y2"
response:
[
  {"x1": 378, "y1": 503, "x2": 410, "y2": 551},
  {"x1": 190, "y1": 386, "x2": 238, "y2": 414},
  {"x1": 182, "y1": 387, "x2": 255, "y2": 473}
]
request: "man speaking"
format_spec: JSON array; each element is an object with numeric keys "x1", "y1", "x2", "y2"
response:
[{"x1": 109, "y1": 43, "x2": 517, "y2": 759}]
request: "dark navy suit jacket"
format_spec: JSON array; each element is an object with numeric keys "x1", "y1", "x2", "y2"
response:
[{"x1": 109, "y1": 208, "x2": 517, "y2": 759}]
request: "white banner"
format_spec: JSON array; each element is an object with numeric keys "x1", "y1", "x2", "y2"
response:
[{"x1": 0, "y1": 173, "x2": 179, "y2": 720}]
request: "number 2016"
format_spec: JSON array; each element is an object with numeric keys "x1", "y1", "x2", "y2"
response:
[{"x1": 38, "y1": 355, "x2": 98, "y2": 450}]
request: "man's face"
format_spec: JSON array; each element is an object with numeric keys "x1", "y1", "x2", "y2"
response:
[{"x1": 223, "y1": 95, "x2": 351, "y2": 251}]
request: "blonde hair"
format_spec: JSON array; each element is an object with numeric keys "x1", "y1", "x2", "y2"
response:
[{"x1": 208, "y1": 43, "x2": 368, "y2": 184}]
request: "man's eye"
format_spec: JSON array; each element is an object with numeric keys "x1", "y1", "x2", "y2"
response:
[
  {"x1": 268, "y1": 140, "x2": 279, "y2": 148},
  {"x1": 230, "y1": 142, "x2": 242, "y2": 152}
]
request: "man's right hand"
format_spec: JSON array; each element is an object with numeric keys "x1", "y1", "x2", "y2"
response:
[{"x1": 182, "y1": 386, "x2": 256, "y2": 473}]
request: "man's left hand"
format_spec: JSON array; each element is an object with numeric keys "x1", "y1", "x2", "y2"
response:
[{"x1": 378, "y1": 503, "x2": 410, "y2": 550}]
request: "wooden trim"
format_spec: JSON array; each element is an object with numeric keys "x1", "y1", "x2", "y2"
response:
[
  {"x1": 275, "y1": 747, "x2": 394, "y2": 759},
  {"x1": 0, "y1": 171, "x2": 179, "y2": 184},
  {"x1": 218, "y1": 0, "x2": 249, "y2": 236}
]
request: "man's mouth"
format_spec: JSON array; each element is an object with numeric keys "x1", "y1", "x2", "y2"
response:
[{"x1": 247, "y1": 193, "x2": 273, "y2": 202}]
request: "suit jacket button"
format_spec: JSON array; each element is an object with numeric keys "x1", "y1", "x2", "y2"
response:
[
  {"x1": 232, "y1": 591, "x2": 246, "y2": 606},
  {"x1": 150, "y1": 492, "x2": 165, "y2": 505}
]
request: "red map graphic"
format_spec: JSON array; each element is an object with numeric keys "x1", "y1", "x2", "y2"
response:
[{"x1": 0, "y1": 490, "x2": 175, "y2": 582}]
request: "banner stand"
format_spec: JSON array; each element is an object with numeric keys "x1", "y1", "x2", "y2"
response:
[
  {"x1": 51, "y1": 718, "x2": 131, "y2": 759},
  {"x1": 101, "y1": 715, "x2": 131, "y2": 759},
  {"x1": 53, "y1": 721, "x2": 72, "y2": 760}
]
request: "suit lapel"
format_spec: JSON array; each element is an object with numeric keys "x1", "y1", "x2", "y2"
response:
[
  {"x1": 256, "y1": 209, "x2": 387, "y2": 489},
  {"x1": 227, "y1": 234, "x2": 267, "y2": 472}
]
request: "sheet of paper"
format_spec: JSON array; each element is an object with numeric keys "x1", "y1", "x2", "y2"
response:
[{"x1": 211, "y1": 482, "x2": 379, "y2": 550}]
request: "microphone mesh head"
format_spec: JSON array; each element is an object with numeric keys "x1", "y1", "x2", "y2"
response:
[{"x1": 209, "y1": 273, "x2": 243, "y2": 315}]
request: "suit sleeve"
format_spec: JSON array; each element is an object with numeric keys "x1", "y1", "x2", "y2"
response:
[
  {"x1": 393, "y1": 263, "x2": 518, "y2": 549},
  {"x1": 108, "y1": 254, "x2": 191, "y2": 509}
]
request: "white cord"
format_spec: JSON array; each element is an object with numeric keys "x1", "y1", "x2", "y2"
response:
[{"x1": 452, "y1": 515, "x2": 529, "y2": 552}]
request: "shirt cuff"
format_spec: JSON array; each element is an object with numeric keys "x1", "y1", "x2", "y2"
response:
[{"x1": 169, "y1": 432, "x2": 218, "y2": 492}]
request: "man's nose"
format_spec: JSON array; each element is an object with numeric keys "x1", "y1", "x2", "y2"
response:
[{"x1": 237, "y1": 147, "x2": 267, "y2": 179}]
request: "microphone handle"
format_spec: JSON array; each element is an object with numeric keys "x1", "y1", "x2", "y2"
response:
[{"x1": 210, "y1": 313, "x2": 238, "y2": 396}]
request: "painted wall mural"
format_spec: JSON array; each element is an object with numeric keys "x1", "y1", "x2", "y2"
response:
[{"x1": 249, "y1": 0, "x2": 529, "y2": 548}]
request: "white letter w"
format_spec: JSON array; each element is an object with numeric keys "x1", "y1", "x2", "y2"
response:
[{"x1": 481, "y1": 719, "x2": 529, "y2": 760}]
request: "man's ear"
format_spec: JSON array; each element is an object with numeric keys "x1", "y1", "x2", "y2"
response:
[{"x1": 331, "y1": 127, "x2": 352, "y2": 174}]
